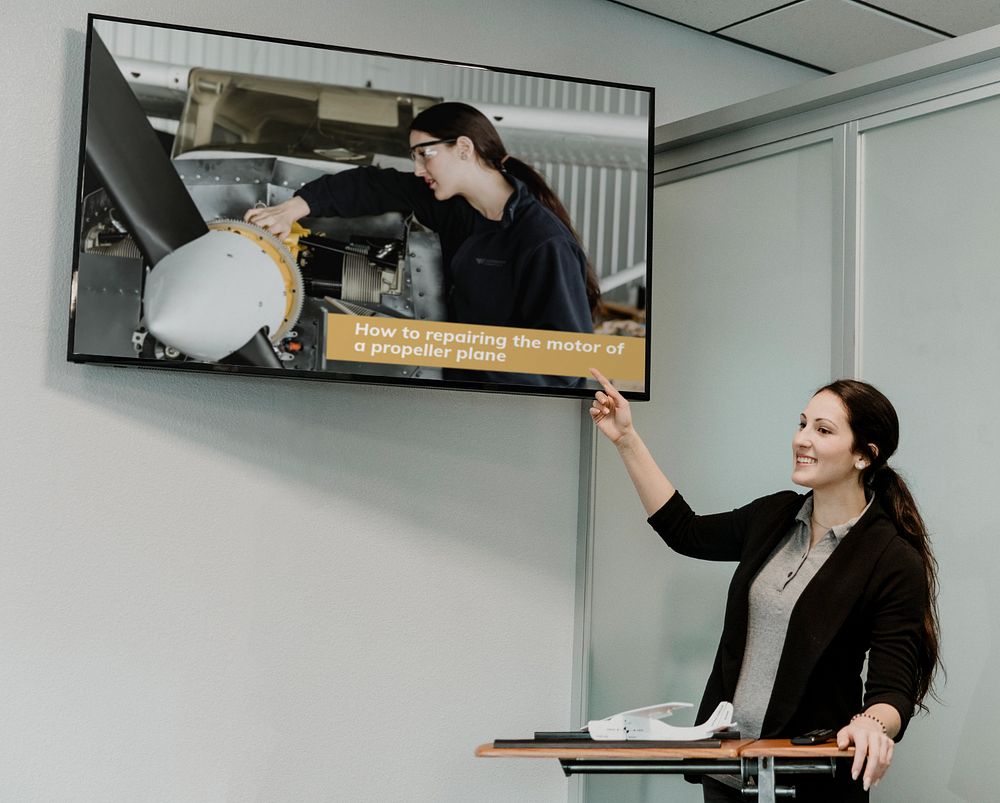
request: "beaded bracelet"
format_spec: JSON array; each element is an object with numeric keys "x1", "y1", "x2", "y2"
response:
[{"x1": 851, "y1": 712, "x2": 887, "y2": 734}]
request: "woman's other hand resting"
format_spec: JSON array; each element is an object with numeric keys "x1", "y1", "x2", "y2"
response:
[{"x1": 836, "y1": 705, "x2": 901, "y2": 792}]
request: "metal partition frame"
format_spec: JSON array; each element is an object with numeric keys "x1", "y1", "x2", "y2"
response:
[{"x1": 654, "y1": 27, "x2": 1000, "y2": 381}]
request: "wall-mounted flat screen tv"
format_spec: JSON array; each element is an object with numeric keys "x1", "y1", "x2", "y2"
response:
[{"x1": 70, "y1": 15, "x2": 653, "y2": 399}]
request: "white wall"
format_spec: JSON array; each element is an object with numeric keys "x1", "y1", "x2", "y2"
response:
[{"x1": 0, "y1": 2, "x2": 817, "y2": 800}]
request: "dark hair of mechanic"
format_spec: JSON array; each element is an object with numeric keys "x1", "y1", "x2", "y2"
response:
[
  {"x1": 819, "y1": 378, "x2": 941, "y2": 709},
  {"x1": 410, "y1": 101, "x2": 602, "y2": 316}
]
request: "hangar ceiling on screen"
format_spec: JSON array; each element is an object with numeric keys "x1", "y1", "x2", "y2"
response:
[{"x1": 613, "y1": 0, "x2": 1000, "y2": 72}]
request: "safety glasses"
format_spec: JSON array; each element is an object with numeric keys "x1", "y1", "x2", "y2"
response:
[{"x1": 409, "y1": 138, "x2": 457, "y2": 164}]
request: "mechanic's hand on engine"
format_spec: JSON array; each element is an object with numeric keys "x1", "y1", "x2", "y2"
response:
[{"x1": 244, "y1": 196, "x2": 311, "y2": 240}]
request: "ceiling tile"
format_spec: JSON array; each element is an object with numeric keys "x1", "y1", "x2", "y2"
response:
[
  {"x1": 722, "y1": 0, "x2": 947, "y2": 71},
  {"x1": 863, "y1": 0, "x2": 1000, "y2": 36},
  {"x1": 617, "y1": 1, "x2": 804, "y2": 32}
]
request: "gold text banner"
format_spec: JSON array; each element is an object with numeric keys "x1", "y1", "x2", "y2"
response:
[{"x1": 325, "y1": 316, "x2": 645, "y2": 381}]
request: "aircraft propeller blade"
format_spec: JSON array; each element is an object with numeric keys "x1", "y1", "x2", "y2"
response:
[{"x1": 84, "y1": 31, "x2": 207, "y2": 266}]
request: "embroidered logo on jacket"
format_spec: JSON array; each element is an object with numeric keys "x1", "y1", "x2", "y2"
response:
[{"x1": 475, "y1": 258, "x2": 507, "y2": 267}]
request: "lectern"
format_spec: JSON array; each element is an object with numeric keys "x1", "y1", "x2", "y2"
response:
[{"x1": 476, "y1": 738, "x2": 853, "y2": 802}]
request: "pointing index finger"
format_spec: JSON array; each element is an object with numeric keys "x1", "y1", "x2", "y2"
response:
[{"x1": 589, "y1": 367, "x2": 624, "y2": 403}]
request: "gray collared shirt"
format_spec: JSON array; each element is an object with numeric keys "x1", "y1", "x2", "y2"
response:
[{"x1": 731, "y1": 495, "x2": 872, "y2": 738}]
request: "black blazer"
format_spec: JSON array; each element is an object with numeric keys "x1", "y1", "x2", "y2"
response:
[
  {"x1": 648, "y1": 490, "x2": 926, "y2": 739},
  {"x1": 648, "y1": 491, "x2": 927, "y2": 801}
]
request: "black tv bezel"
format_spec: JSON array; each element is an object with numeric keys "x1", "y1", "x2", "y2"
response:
[{"x1": 69, "y1": 13, "x2": 654, "y2": 401}]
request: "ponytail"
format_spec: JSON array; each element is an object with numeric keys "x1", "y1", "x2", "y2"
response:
[
  {"x1": 500, "y1": 155, "x2": 602, "y2": 316},
  {"x1": 867, "y1": 464, "x2": 941, "y2": 710},
  {"x1": 818, "y1": 379, "x2": 943, "y2": 711}
]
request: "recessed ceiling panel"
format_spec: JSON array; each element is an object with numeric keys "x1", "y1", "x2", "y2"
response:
[
  {"x1": 864, "y1": 0, "x2": 1000, "y2": 36},
  {"x1": 617, "y1": 1, "x2": 804, "y2": 32},
  {"x1": 722, "y1": 0, "x2": 946, "y2": 71}
]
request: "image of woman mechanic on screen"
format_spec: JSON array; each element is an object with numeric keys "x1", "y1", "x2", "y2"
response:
[
  {"x1": 589, "y1": 370, "x2": 941, "y2": 802},
  {"x1": 245, "y1": 101, "x2": 600, "y2": 387}
]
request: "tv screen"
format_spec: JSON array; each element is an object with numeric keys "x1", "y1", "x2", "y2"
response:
[{"x1": 70, "y1": 15, "x2": 653, "y2": 399}]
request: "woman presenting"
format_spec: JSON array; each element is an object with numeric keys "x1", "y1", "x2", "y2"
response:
[
  {"x1": 245, "y1": 102, "x2": 600, "y2": 387},
  {"x1": 589, "y1": 369, "x2": 940, "y2": 802}
]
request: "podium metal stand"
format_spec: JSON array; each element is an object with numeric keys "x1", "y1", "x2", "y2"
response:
[{"x1": 476, "y1": 738, "x2": 852, "y2": 802}]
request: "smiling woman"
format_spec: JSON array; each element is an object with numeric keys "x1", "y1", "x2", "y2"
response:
[
  {"x1": 792, "y1": 390, "x2": 870, "y2": 506},
  {"x1": 244, "y1": 101, "x2": 600, "y2": 388},
  {"x1": 587, "y1": 370, "x2": 942, "y2": 803}
]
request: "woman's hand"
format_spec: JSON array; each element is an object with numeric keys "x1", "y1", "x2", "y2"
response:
[
  {"x1": 243, "y1": 196, "x2": 311, "y2": 240},
  {"x1": 837, "y1": 715, "x2": 895, "y2": 792},
  {"x1": 588, "y1": 367, "x2": 676, "y2": 514},
  {"x1": 589, "y1": 367, "x2": 633, "y2": 445}
]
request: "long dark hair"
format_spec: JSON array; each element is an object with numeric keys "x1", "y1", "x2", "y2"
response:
[
  {"x1": 410, "y1": 101, "x2": 602, "y2": 317},
  {"x1": 818, "y1": 379, "x2": 941, "y2": 710}
]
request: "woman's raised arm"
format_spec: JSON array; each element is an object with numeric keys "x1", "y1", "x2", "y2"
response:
[{"x1": 589, "y1": 367, "x2": 675, "y2": 516}]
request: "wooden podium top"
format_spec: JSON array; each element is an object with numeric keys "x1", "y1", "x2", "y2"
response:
[
  {"x1": 476, "y1": 739, "x2": 751, "y2": 759},
  {"x1": 740, "y1": 739, "x2": 853, "y2": 758},
  {"x1": 476, "y1": 738, "x2": 852, "y2": 760},
  {"x1": 477, "y1": 737, "x2": 854, "y2": 803}
]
